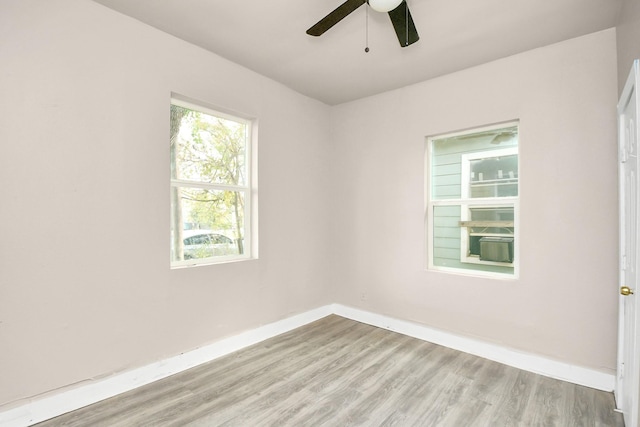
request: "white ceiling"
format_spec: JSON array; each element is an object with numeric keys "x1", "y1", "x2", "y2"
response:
[{"x1": 91, "y1": 0, "x2": 623, "y2": 105}]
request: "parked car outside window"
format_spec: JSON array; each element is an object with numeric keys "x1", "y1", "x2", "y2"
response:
[{"x1": 182, "y1": 230, "x2": 236, "y2": 259}]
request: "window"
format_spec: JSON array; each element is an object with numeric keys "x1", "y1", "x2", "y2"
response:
[
  {"x1": 426, "y1": 122, "x2": 519, "y2": 277},
  {"x1": 170, "y1": 98, "x2": 253, "y2": 267}
]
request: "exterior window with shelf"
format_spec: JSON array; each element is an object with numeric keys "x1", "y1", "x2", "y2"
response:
[{"x1": 426, "y1": 122, "x2": 519, "y2": 277}]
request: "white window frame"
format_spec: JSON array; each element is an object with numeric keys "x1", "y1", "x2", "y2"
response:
[
  {"x1": 170, "y1": 98, "x2": 254, "y2": 268},
  {"x1": 426, "y1": 122, "x2": 519, "y2": 278}
]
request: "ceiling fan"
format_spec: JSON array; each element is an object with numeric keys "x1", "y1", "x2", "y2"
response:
[{"x1": 306, "y1": 0, "x2": 419, "y2": 48}]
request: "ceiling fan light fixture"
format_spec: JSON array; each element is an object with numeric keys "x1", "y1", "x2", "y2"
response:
[
  {"x1": 491, "y1": 132, "x2": 515, "y2": 144},
  {"x1": 368, "y1": 0, "x2": 403, "y2": 13},
  {"x1": 306, "y1": 0, "x2": 418, "y2": 47}
]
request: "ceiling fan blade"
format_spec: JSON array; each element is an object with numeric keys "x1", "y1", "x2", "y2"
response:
[
  {"x1": 388, "y1": 1, "x2": 419, "y2": 47},
  {"x1": 307, "y1": 0, "x2": 367, "y2": 36}
]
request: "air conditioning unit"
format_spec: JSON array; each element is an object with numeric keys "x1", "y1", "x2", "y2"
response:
[{"x1": 479, "y1": 237, "x2": 514, "y2": 263}]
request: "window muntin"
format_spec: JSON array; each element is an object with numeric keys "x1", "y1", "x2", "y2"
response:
[
  {"x1": 170, "y1": 99, "x2": 252, "y2": 267},
  {"x1": 427, "y1": 123, "x2": 519, "y2": 277}
]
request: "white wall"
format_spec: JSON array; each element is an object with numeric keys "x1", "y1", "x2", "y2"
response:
[
  {"x1": 329, "y1": 29, "x2": 620, "y2": 375},
  {"x1": 617, "y1": 0, "x2": 640, "y2": 92},
  {"x1": 0, "y1": 0, "x2": 331, "y2": 406}
]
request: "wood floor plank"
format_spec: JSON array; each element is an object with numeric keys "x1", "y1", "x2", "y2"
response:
[
  {"x1": 283, "y1": 336, "x2": 420, "y2": 426},
  {"x1": 520, "y1": 374, "x2": 564, "y2": 426},
  {"x1": 175, "y1": 322, "x2": 394, "y2": 426},
  {"x1": 487, "y1": 369, "x2": 540, "y2": 425},
  {"x1": 202, "y1": 331, "x2": 393, "y2": 425},
  {"x1": 331, "y1": 342, "x2": 442, "y2": 426},
  {"x1": 224, "y1": 326, "x2": 411, "y2": 426},
  {"x1": 35, "y1": 315, "x2": 624, "y2": 427}
]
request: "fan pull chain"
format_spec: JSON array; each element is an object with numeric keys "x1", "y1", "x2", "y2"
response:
[
  {"x1": 405, "y1": 1, "x2": 409, "y2": 46},
  {"x1": 365, "y1": 3, "x2": 370, "y2": 53}
]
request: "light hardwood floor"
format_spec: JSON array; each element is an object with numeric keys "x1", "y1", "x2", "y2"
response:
[{"x1": 36, "y1": 315, "x2": 624, "y2": 426}]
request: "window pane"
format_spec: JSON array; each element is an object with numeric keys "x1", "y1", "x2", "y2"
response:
[
  {"x1": 469, "y1": 154, "x2": 518, "y2": 198},
  {"x1": 468, "y1": 206, "x2": 515, "y2": 234},
  {"x1": 467, "y1": 206, "x2": 515, "y2": 260},
  {"x1": 431, "y1": 125, "x2": 517, "y2": 201},
  {"x1": 171, "y1": 187, "x2": 246, "y2": 262},
  {"x1": 170, "y1": 104, "x2": 247, "y2": 186}
]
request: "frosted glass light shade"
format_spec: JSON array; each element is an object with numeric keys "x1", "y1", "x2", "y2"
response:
[{"x1": 368, "y1": 0, "x2": 403, "y2": 12}]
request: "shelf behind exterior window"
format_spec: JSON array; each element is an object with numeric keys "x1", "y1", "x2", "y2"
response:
[{"x1": 458, "y1": 221, "x2": 514, "y2": 228}]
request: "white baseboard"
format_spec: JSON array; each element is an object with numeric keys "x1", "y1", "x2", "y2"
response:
[
  {"x1": 0, "y1": 305, "x2": 333, "y2": 427},
  {"x1": 331, "y1": 304, "x2": 616, "y2": 392},
  {"x1": 0, "y1": 303, "x2": 615, "y2": 426}
]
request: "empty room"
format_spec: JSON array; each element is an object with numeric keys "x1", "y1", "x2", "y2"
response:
[{"x1": 2, "y1": 0, "x2": 640, "y2": 425}]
